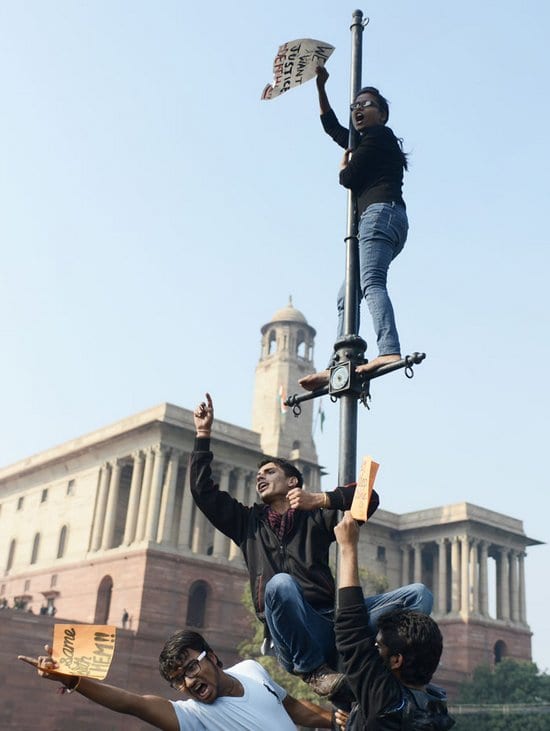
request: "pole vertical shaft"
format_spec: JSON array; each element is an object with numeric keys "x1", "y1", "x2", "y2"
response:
[{"x1": 337, "y1": 9, "x2": 364, "y2": 489}]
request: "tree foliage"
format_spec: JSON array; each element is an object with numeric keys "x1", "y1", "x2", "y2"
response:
[
  {"x1": 360, "y1": 566, "x2": 389, "y2": 596},
  {"x1": 457, "y1": 658, "x2": 550, "y2": 704},
  {"x1": 453, "y1": 659, "x2": 550, "y2": 731}
]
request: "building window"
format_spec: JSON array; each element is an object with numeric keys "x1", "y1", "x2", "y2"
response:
[
  {"x1": 50, "y1": 574, "x2": 58, "y2": 588},
  {"x1": 57, "y1": 526, "x2": 68, "y2": 559},
  {"x1": 41, "y1": 489, "x2": 48, "y2": 503},
  {"x1": 6, "y1": 540, "x2": 16, "y2": 572},
  {"x1": 494, "y1": 640, "x2": 507, "y2": 664},
  {"x1": 296, "y1": 330, "x2": 306, "y2": 358},
  {"x1": 24, "y1": 579, "x2": 31, "y2": 592},
  {"x1": 186, "y1": 581, "x2": 209, "y2": 628},
  {"x1": 66, "y1": 480, "x2": 75, "y2": 496},
  {"x1": 30, "y1": 533, "x2": 41, "y2": 565},
  {"x1": 268, "y1": 329, "x2": 277, "y2": 355},
  {"x1": 376, "y1": 546, "x2": 386, "y2": 561},
  {"x1": 14, "y1": 595, "x2": 30, "y2": 611},
  {"x1": 94, "y1": 576, "x2": 113, "y2": 624},
  {"x1": 17, "y1": 497, "x2": 24, "y2": 511}
]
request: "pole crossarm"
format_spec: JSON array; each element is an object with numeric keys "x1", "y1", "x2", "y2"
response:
[{"x1": 284, "y1": 351, "x2": 426, "y2": 417}]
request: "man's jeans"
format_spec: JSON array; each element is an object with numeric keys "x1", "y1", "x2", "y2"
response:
[
  {"x1": 264, "y1": 573, "x2": 432, "y2": 674},
  {"x1": 335, "y1": 202, "x2": 408, "y2": 357}
]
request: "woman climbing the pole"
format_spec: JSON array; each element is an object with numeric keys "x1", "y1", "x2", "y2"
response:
[{"x1": 300, "y1": 66, "x2": 409, "y2": 391}]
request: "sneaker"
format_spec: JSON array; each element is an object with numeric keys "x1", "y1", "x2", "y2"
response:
[{"x1": 301, "y1": 664, "x2": 347, "y2": 699}]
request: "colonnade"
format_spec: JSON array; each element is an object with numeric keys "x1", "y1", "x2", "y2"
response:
[
  {"x1": 400, "y1": 535, "x2": 527, "y2": 624},
  {"x1": 89, "y1": 447, "x2": 257, "y2": 560}
]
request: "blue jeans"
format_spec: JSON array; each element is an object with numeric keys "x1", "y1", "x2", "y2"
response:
[
  {"x1": 336, "y1": 202, "x2": 408, "y2": 356},
  {"x1": 264, "y1": 573, "x2": 432, "y2": 674}
]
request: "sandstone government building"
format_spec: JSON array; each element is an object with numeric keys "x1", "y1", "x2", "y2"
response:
[{"x1": 0, "y1": 301, "x2": 541, "y2": 731}]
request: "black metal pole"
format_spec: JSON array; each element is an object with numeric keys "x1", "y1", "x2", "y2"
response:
[{"x1": 337, "y1": 9, "x2": 365, "y2": 488}]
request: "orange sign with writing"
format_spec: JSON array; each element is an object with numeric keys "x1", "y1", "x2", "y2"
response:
[
  {"x1": 52, "y1": 624, "x2": 116, "y2": 679},
  {"x1": 350, "y1": 456, "x2": 379, "y2": 523}
]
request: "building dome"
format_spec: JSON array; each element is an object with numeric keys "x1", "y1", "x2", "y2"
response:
[{"x1": 270, "y1": 296, "x2": 308, "y2": 325}]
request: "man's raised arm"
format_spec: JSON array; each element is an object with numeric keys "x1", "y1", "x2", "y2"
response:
[
  {"x1": 194, "y1": 392, "x2": 214, "y2": 439},
  {"x1": 18, "y1": 646, "x2": 179, "y2": 731}
]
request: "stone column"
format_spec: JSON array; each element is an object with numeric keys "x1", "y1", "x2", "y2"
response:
[
  {"x1": 460, "y1": 535, "x2": 470, "y2": 615},
  {"x1": 101, "y1": 459, "x2": 122, "y2": 550},
  {"x1": 518, "y1": 551, "x2": 527, "y2": 624},
  {"x1": 498, "y1": 547, "x2": 510, "y2": 620},
  {"x1": 510, "y1": 549, "x2": 520, "y2": 622},
  {"x1": 401, "y1": 545, "x2": 410, "y2": 585},
  {"x1": 212, "y1": 465, "x2": 231, "y2": 558},
  {"x1": 479, "y1": 541, "x2": 489, "y2": 617},
  {"x1": 450, "y1": 536, "x2": 460, "y2": 613},
  {"x1": 229, "y1": 469, "x2": 247, "y2": 562},
  {"x1": 412, "y1": 542, "x2": 423, "y2": 584},
  {"x1": 241, "y1": 469, "x2": 255, "y2": 507},
  {"x1": 145, "y1": 445, "x2": 168, "y2": 542},
  {"x1": 436, "y1": 538, "x2": 447, "y2": 615},
  {"x1": 134, "y1": 446, "x2": 155, "y2": 542},
  {"x1": 157, "y1": 449, "x2": 181, "y2": 544},
  {"x1": 469, "y1": 539, "x2": 479, "y2": 614},
  {"x1": 177, "y1": 463, "x2": 194, "y2": 551},
  {"x1": 123, "y1": 451, "x2": 144, "y2": 546},
  {"x1": 191, "y1": 506, "x2": 209, "y2": 555},
  {"x1": 91, "y1": 463, "x2": 111, "y2": 551}
]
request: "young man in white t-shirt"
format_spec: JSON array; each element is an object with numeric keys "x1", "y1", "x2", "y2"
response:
[{"x1": 19, "y1": 629, "x2": 333, "y2": 730}]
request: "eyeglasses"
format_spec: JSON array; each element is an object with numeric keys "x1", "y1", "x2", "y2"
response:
[
  {"x1": 169, "y1": 650, "x2": 207, "y2": 689},
  {"x1": 350, "y1": 100, "x2": 378, "y2": 111}
]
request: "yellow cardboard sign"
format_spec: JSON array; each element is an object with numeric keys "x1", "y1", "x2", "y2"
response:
[
  {"x1": 350, "y1": 456, "x2": 379, "y2": 523},
  {"x1": 52, "y1": 624, "x2": 116, "y2": 680}
]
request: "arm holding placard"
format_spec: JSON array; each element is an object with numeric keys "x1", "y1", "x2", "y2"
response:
[
  {"x1": 350, "y1": 456, "x2": 379, "y2": 524},
  {"x1": 18, "y1": 645, "x2": 179, "y2": 731}
]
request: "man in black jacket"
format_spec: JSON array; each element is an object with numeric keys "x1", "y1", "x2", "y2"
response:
[
  {"x1": 191, "y1": 394, "x2": 433, "y2": 702},
  {"x1": 334, "y1": 512, "x2": 454, "y2": 729}
]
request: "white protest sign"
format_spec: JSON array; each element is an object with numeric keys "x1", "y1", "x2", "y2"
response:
[{"x1": 261, "y1": 39, "x2": 335, "y2": 100}]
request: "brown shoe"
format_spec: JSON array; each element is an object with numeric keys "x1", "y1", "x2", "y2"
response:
[{"x1": 301, "y1": 664, "x2": 346, "y2": 699}]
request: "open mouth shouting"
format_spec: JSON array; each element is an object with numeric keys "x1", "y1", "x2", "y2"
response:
[
  {"x1": 257, "y1": 479, "x2": 269, "y2": 494},
  {"x1": 188, "y1": 678, "x2": 215, "y2": 703}
]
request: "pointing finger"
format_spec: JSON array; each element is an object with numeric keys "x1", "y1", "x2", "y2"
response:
[{"x1": 18, "y1": 655, "x2": 39, "y2": 667}]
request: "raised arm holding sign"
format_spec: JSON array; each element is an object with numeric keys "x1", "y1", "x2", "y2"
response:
[
  {"x1": 18, "y1": 628, "x2": 333, "y2": 730},
  {"x1": 261, "y1": 38, "x2": 334, "y2": 100}
]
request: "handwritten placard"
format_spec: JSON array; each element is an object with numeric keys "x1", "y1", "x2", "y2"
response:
[
  {"x1": 52, "y1": 624, "x2": 116, "y2": 680},
  {"x1": 350, "y1": 456, "x2": 379, "y2": 523},
  {"x1": 261, "y1": 39, "x2": 334, "y2": 100}
]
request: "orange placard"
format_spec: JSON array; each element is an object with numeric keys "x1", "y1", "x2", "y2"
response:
[
  {"x1": 350, "y1": 456, "x2": 379, "y2": 523},
  {"x1": 52, "y1": 624, "x2": 116, "y2": 680}
]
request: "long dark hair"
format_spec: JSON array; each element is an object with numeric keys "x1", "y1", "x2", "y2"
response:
[{"x1": 355, "y1": 86, "x2": 408, "y2": 170}]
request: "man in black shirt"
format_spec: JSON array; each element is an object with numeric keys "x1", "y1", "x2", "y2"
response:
[
  {"x1": 191, "y1": 394, "x2": 433, "y2": 703},
  {"x1": 334, "y1": 512, "x2": 454, "y2": 729}
]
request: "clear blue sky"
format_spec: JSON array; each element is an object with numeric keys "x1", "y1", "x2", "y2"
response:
[{"x1": 1, "y1": 1, "x2": 549, "y2": 670}]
